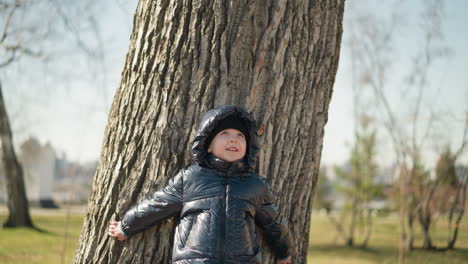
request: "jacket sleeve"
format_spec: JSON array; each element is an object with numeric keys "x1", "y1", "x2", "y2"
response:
[
  {"x1": 255, "y1": 181, "x2": 293, "y2": 260},
  {"x1": 120, "y1": 169, "x2": 185, "y2": 237}
]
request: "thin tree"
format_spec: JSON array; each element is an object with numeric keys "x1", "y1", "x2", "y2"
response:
[
  {"x1": 73, "y1": 0, "x2": 345, "y2": 263},
  {"x1": 0, "y1": 0, "x2": 38, "y2": 228},
  {"x1": 331, "y1": 116, "x2": 382, "y2": 248},
  {"x1": 415, "y1": 115, "x2": 468, "y2": 250},
  {"x1": 445, "y1": 113, "x2": 468, "y2": 249},
  {"x1": 347, "y1": 0, "x2": 456, "y2": 257},
  {"x1": 447, "y1": 166, "x2": 467, "y2": 250},
  {"x1": 0, "y1": 0, "x2": 104, "y2": 227},
  {"x1": 0, "y1": 83, "x2": 33, "y2": 227}
]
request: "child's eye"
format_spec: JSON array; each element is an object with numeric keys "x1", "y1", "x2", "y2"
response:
[{"x1": 238, "y1": 133, "x2": 244, "y2": 138}]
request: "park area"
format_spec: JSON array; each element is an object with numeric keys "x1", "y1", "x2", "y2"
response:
[
  {"x1": 1, "y1": 0, "x2": 468, "y2": 263},
  {"x1": 1, "y1": 208, "x2": 467, "y2": 264}
]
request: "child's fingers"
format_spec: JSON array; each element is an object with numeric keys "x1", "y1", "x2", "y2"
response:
[
  {"x1": 108, "y1": 226, "x2": 118, "y2": 236},
  {"x1": 108, "y1": 226, "x2": 117, "y2": 234},
  {"x1": 109, "y1": 231, "x2": 123, "y2": 240},
  {"x1": 109, "y1": 222, "x2": 120, "y2": 231},
  {"x1": 108, "y1": 221, "x2": 126, "y2": 240}
]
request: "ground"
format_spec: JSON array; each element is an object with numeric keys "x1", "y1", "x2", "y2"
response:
[
  {"x1": 0, "y1": 207, "x2": 467, "y2": 263},
  {"x1": 308, "y1": 211, "x2": 468, "y2": 263}
]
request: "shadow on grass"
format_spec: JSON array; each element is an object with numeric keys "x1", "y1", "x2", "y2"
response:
[
  {"x1": 452, "y1": 248, "x2": 468, "y2": 254},
  {"x1": 32, "y1": 225, "x2": 56, "y2": 235},
  {"x1": 2, "y1": 224, "x2": 58, "y2": 236},
  {"x1": 311, "y1": 244, "x2": 387, "y2": 253},
  {"x1": 410, "y1": 247, "x2": 468, "y2": 260},
  {"x1": 452, "y1": 248, "x2": 468, "y2": 260},
  {"x1": 310, "y1": 243, "x2": 468, "y2": 263},
  {"x1": 309, "y1": 244, "x2": 396, "y2": 262}
]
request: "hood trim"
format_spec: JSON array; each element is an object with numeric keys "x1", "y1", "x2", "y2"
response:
[{"x1": 191, "y1": 105, "x2": 259, "y2": 171}]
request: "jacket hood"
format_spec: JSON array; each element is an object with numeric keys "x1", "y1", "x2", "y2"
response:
[{"x1": 191, "y1": 105, "x2": 259, "y2": 171}]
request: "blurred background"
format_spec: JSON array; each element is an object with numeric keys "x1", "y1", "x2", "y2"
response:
[
  {"x1": 0, "y1": 0, "x2": 467, "y2": 263},
  {"x1": 0, "y1": 0, "x2": 137, "y2": 206}
]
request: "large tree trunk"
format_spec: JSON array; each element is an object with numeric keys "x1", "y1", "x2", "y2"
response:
[
  {"x1": 0, "y1": 84, "x2": 33, "y2": 228},
  {"x1": 74, "y1": 0, "x2": 344, "y2": 263}
]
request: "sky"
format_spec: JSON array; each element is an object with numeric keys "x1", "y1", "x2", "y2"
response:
[
  {"x1": 1, "y1": 0, "x2": 137, "y2": 163},
  {"x1": 322, "y1": 0, "x2": 468, "y2": 166},
  {"x1": 2, "y1": 0, "x2": 467, "y2": 167}
]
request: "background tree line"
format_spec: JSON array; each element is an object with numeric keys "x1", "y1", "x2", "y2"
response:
[
  {"x1": 314, "y1": 1, "x2": 468, "y2": 260},
  {"x1": 1, "y1": 1, "x2": 467, "y2": 264}
]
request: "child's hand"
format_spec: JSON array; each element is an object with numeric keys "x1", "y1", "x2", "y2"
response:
[
  {"x1": 108, "y1": 221, "x2": 128, "y2": 241},
  {"x1": 276, "y1": 256, "x2": 292, "y2": 264}
]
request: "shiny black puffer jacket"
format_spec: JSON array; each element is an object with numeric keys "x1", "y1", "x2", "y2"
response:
[{"x1": 120, "y1": 106, "x2": 292, "y2": 264}]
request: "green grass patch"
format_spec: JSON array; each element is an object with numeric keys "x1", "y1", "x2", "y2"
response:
[
  {"x1": 0, "y1": 212, "x2": 84, "y2": 264},
  {"x1": 308, "y1": 213, "x2": 468, "y2": 264},
  {"x1": 1, "y1": 211, "x2": 467, "y2": 263}
]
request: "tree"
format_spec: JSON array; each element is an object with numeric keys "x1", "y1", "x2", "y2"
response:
[
  {"x1": 345, "y1": 0, "x2": 462, "y2": 257},
  {"x1": 331, "y1": 117, "x2": 382, "y2": 247},
  {"x1": 439, "y1": 115, "x2": 468, "y2": 249},
  {"x1": 313, "y1": 168, "x2": 334, "y2": 213},
  {"x1": 447, "y1": 165, "x2": 467, "y2": 250},
  {"x1": 0, "y1": 84, "x2": 32, "y2": 227},
  {"x1": 0, "y1": 0, "x2": 38, "y2": 228},
  {"x1": 73, "y1": 0, "x2": 345, "y2": 263},
  {"x1": 411, "y1": 116, "x2": 468, "y2": 250},
  {"x1": 0, "y1": 0, "x2": 106, "y2": 227}
]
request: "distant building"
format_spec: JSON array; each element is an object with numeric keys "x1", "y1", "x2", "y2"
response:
[
  {"x1": 0, "y1": 162, "x2": 6, "y2": 203},
  {"x1": 19, "y1": 137, "x2": 58, "y2": 208},
  {"x1": 53, "y1": 155, "x2": 96, "y2": 203},
  {"x1": 0, "y1": 137, "x2": 97, "y2": 207}
]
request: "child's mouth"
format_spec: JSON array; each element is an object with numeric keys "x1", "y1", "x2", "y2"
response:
[{"x1": 226, "y1": 147, "x2": 238, "y2": 152}]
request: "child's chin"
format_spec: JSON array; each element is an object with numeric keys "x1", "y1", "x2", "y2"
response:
[{"x1": 216, "y1": 154, "x2": 239, "y2": 162}]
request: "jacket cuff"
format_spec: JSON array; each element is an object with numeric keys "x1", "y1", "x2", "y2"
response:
[
  {"x1": 274, "y1": 244, "x2": 290, "y2": 260},
  {"x1": 118, "y1": 221, "x2": 128, "y2": 237}
]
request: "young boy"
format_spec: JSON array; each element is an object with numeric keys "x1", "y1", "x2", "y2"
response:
[{"x1": 108, "y1": 105, "x2": 292, "y2": 264}]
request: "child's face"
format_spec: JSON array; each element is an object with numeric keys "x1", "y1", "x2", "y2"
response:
[{"x1": 208, "y1": 128, "x2": 247, "y2": 162}]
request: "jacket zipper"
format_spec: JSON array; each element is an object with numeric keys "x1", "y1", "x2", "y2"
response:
[{"x1": 219, "y1": 175, "x2": 228, "y2": 264}]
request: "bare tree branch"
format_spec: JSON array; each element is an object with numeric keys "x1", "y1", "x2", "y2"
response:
[
  {"x1": 454, "y1": 112, "x2": 468, "y2": 158},
  {"x1": 0, "y1": 0, "x2": 20, "y2": 44},
  {"x1": 47, "y1": 0, "x2": 96, "y2": 56},
  {"x1": 0, "y1": 51, "x2": 15, "y2": 67}
]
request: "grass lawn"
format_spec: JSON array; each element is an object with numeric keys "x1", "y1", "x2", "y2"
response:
[
  {"x1": 1, "y1": 209, "x2": 468, "y2": 263},
  {"x1": 0, "y1": 210, "x2": 84, "y2": 264},
  {"x1": 308, "y1": 213, "x2": 468, "y2": 264}
]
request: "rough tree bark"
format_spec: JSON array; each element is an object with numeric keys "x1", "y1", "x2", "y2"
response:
[
  {"x1": 74, "y1": 0, "x2": 344, "y2": 263},
  {"x1": 0, "y1": 84, "x2": 33, "y2": 228}
]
